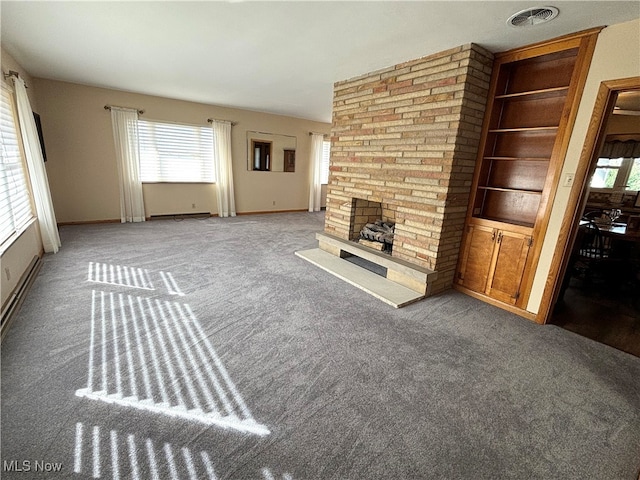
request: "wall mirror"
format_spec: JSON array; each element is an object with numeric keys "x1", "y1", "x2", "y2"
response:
[{"x1": 247, "y1": 131, "x2": 296, "y2": 172}]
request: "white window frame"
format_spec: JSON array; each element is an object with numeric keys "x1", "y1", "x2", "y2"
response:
[
  {"x1": 138, "y1": 119, "x2": 215, "y2": 183},
  {"x1": 590, "y1": 156, "x2": 639, "y2": 192},
  {"x1": 0, "y1": 83, "x2": 35, "y2": 252}
]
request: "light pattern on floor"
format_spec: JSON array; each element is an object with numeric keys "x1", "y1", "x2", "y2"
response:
[
  {"x1": 88, "y1": 262, "x2": 184, "y2": 296},
  {"x1": 76, "y1": 288, "x2": 269, "y2": 436},
  {"x1": 73, "y1": 423, "x2": 292, "y2": 479}
]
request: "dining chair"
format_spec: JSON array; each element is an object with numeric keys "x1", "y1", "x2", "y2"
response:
[{"x1": 578, "y1": 219, "x2": 608, "y2": 260}]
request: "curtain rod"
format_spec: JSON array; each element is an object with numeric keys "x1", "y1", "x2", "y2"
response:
[
  {"x1": 3, "y1": 70, "x2": 28, "y2": 88},
  {"x1": 104, "y1": 105, "x2": 145, "y2": 115},
  {"x1": 207, "y1": 118, "x2": 237, "y2": 126},
  {"x1": 309, "y1": 131, "x2": 328, "y2": 136}
]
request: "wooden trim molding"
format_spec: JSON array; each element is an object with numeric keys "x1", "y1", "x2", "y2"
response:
[
  {"x1": 57, "y1": 209, "x2": 312, "y2": 225},
  {"x1": 495, "y1": 26, "x2": 604, "y2": 62},
  {"x1": 518, "y1": 31, "x2": 600, "y2": 313},
  {"x1": 57, "y1": 219, "x2": 121, "y2": 226},
  {"x1": 536, "y1": 76, "x2": 640, "y2": 324},
  {"x1": 236, "y1": 209, "x2": 308, "y2": 216},
  {"x1": 453, "y1": 285, "x2": 537, "y2": 321}
]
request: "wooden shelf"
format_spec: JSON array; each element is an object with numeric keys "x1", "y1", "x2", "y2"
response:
[
  {"x1": 492, "y1": 131, "x2": 557, "y2": 158},
  {"x1": 489, "y1": 126, "x2": 558, "y2": 133},
  {"x1": 495, "y1": 86, "x2": 569, "y2": 100},
  {"x1": 473, "y1": 215, "x2": 535, "y2": 228},
  {"x1": 477, "y1": 186, "x2": 543, "y2": 194},
  {"x1": 484, "y1": 156, "x2": 550, "y2": 162},
  {"x1": 480, "y1": 157, "x2": 549, "y2": 192},
  {"x1": 499, "y1": 47, "x2": 579, "y2": 95}
]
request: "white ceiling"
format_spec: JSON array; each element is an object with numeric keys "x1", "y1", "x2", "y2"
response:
[{"x1": 2, "y1": 1, "x2": 639, "y2": 123}]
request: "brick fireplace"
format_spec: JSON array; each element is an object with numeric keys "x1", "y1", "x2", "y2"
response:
[{"x1": 322, "y1": 43, "x2": 494, "y2": 295}]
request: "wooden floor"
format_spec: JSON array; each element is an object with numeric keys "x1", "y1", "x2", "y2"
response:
[{"x1": 551, "y1": 276, "x2": 640, "y2": 357}]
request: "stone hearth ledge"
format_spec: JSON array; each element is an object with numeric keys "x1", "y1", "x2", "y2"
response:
[{"x1": 295, "y1": 233, "x2": 437, "y2": 308}]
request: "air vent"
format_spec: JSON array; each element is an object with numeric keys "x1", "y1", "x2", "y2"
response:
[{"x1": 507, "y1": 6, "x2": 559, "y2": 27}]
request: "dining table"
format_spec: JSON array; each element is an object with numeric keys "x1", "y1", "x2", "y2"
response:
[
  {"x1": 579, "y1": 219, "x2": 640, "y2": 269},
  {"x1": 591, "y1": 221, "x2": 640, "y2": 242}
]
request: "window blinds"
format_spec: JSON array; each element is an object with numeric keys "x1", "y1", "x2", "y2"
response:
[
  {"x1": 138, "y1": 119, "x2": 215, "y2": 183},
  {"x1": 0, "y1": 85, "x2": 33, "y2": 248}
]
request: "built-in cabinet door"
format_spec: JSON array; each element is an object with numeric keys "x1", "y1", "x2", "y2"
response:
[
  {"x1": 457, "y1": 224, "x2": 495, "y2": 293},
  {"x1": 486, "y1": 230, "x2": 532, "y2": 305},
  {"x1": 458, "y1": 223, "x2": 532, "y2": 306}
]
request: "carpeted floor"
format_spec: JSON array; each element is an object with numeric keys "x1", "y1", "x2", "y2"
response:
[{"x1": 2, "y1": 212, "x2": 639, "y2": 479}]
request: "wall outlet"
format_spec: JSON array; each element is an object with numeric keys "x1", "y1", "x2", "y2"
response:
[
  {"x1": 272, "y1": 201, "x2": 276, "y2": 206},
  {"x1": 191, "y1": 203, "x2": 196, "y2": 209}
]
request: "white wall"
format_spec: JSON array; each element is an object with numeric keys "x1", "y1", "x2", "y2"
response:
[
  {"x1": 32, "y1": 79, "x2": 331, "y2": 223},
  {"x1": 527, "y1": 19, "x2": 640, "y2": 313}
]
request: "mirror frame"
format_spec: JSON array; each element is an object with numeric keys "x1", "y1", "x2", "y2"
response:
[{"x1": 247, "y1": 131, "x2": 296, "y2": 172}]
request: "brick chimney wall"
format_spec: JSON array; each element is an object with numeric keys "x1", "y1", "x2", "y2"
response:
[{"x1": 324, "y1": 43, "x2": 493, "y2": 293}]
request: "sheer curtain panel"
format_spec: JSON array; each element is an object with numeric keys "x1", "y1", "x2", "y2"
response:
[
  {"x1": 308, "y1": 133, "x2": 323, "y2": 212},
  {"x1": 12, "y1": 77, "x2": 61, "y2": 253},
  {"x1": 110, "y1": 107, "x2": 145, "y2": 223},
  {"x1": 212, "y1": 120, "x2": 236, "y2": 217}
]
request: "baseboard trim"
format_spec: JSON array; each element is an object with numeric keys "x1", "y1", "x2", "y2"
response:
[
  {"x1": 453, "y1": 285, "x2": 538, "y2": 322},
  {"x1": 57, "y1": 209, "x2": 315, "y2": 224},
  {"x1": 236, "y1": 209, "x2": 309, "y2": 216},
  {"x1": 58, "y1": 219, "x2": 121, "y2": 226}
]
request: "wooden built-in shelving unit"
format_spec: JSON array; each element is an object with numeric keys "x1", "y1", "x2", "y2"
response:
[{"x1": 456, "y1": 28, "x2": 602, "y2": 316}]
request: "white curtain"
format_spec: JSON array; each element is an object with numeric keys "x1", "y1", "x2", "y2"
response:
[
  {"x1": 110, "y1": 107, "x2": 145, "y2": 223},
  {"x1": 12, "y1": 77, "x2": 61, "y2": 253},
  {"x1": 212, "y1": 120, "x2": 236, "y2": 217},
  {"x1": 308, "y1": 133, "x2": 323, "y2": 212}
]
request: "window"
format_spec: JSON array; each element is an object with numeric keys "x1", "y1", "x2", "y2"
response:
[
  {"x1": 590, "y1": 157, "x2": 640, "y2": 190},
  {"x1": 138, "y1": 120, "x2": 214, "y2": 183},
  {"x1": 320, "y1": 140, "x2": 331, "y2": 184},
  {"x1": 0, "y1": 84, "x2": 34, "y2": 248}
]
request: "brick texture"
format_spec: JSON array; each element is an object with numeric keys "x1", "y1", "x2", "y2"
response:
[{"x1": 325, "y1": 43, "x2": 493, "y2": 294}]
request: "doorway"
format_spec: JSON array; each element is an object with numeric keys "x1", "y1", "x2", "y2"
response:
[{"x1": 550, "y1": 80, "x2": 640, "y2": 357}]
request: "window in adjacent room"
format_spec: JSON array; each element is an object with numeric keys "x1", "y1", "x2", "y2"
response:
[
  {"x1": 590, "y1": 157, "x2": 640, "y2": 190},
  {"x1": 0, "y1": 84, "x2": 34, "y2": 249},
  {"x1": 138, "y1": 119, "x2": 215, "y2": 183},
  {"x1": 320, "y1": 140, "x2": 331, "y2": 184}
]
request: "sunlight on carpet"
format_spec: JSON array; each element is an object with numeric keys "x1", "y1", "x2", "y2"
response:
[{"x1": 77, "y1": 263, "x2": 269, "y2": 436}]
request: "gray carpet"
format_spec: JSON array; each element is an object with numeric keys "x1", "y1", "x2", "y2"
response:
[{"x1": 1, "y1": 212, "x2": 639, "y2": 480}]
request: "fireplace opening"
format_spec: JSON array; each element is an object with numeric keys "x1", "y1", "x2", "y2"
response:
[{"x1": 348, "y1": 198, "x2": 395, "y2": 254}]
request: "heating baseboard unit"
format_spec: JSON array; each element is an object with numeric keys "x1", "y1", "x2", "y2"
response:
[
  {"x1": 149, "y1": 212, "x2": 211, "y2": 220},
  {"x1": 1, "y1": 255, "x2": 42, "y2": 341}
]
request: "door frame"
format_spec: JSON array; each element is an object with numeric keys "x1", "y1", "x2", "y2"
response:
[{"x1": 538, "y1": 76, "x2": 640, "y2": 323}]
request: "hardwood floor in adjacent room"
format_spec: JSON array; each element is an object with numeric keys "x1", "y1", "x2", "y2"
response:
[{"x1": 552, "y1": 276, "x2": 640, "y2": 357}]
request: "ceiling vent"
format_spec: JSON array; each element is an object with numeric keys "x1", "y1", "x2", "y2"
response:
[{"x1": 507, "y1": 6, "x2": 559, "y2": 27}]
